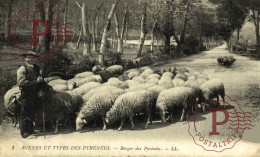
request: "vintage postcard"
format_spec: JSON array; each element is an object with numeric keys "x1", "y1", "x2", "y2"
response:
[{"x1": 0, "y1": 0, "x2": 260, "y2": 156}]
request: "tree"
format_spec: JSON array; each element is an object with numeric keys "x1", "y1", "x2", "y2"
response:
[
  {"x1": 44, "y1": 0, "x2": 55, "y2": 53},
  {"x1": 136, "y1": 2, "x2": 148, "y2": 58},
  {"x1": 114, "y1": 2, "x2": 128, "y2": 53},
  {"x1": 4, "y1": 0, "x2": 14, "y2": 40},
  {"x1": 76, "y1": 1, "x2": 92, "y2": 57},
  {"x1": 156, "y1": 0, "x2": 175, "y2": 54},
  {"x1": 210, "y1": 0, "x2": 249, "y2": 51},
  {"x1": 63, "y1": 0, "x2": 69, "y2": 47},
  {"x1": 76, "y1": 25, "x2": 83, "y2": 49},
  {"x1": 91, "y1": 0, "x2": 104, "y2": 52},
  {"x1": 99, "y1": 0, "x2": 121, "y2": 65},
  {"x1": 149, "y1": 0, "x2": 161, "y2": 52},
  {"x1": 248, "y1": 0, "x2": 260, "y2": 57}
]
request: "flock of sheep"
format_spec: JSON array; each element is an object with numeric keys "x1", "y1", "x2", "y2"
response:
[{"x1": 4, "y1": 65, "x2": 226, "y2": 134}]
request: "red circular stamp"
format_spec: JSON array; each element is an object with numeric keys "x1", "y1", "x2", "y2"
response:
[
  {"x1": 187, "y1": 95, "x2": 253, "y2": 152},
  {"x1": 8, "y1": 4, "x2": 73, "y2": 63}
]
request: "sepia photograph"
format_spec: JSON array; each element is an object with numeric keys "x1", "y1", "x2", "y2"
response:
[{"x1": 0, "y1": 0, "x2": 260, "y2": 156}]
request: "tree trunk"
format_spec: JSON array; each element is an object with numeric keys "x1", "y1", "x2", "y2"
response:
[
  {"x1": 76, "y1": 1, "x2": 92, "y2": 57},
  {"x1": 44, "y1": 0, "x2": 55, "y2": 53},
  {"x1": 5, "y1": 0, "x2": 14, "y2": 40},
  {"x1": 92, "y1": 1, "x2": 103, "y2": 52},
  {"x1": 150, "y1": 21, "x2": 157, "y2": 52},
  {"x1": 229, "y1": 37, "x2": 233, "y2": 52},
  {"x1": 179, "y1": 4, "x2": 190, "y2": 45},
  {"x1": 96, "y1": 12, "x2": 100, "y2": 41},
  {"x1": 63, "y1": 0, "x2": 69, "y2": 47},
  {"x1": 164, "y1": 34, "x2": 171, "y2": 55},
  {"x1": 114, "y1": 12, "x2": 120, "y2": 51},
  {"x1": 99, "y1": 0, "x2": 121, "y2": 65},
  {"x1": 236, "y1": 29, "x2": 240, "y2": 52},
  {"x1": 136, "y1": 3, "x2": 148, "y2": 58},
  {"x1": 237, "y1": 29, "x2": 240, "y2": 44},
  {"x1": 112, "y1": 29, "x2": 116, "y2": 48},
  {"x1": 76, "y1": 25, "x2": 83, "y2": 49},
  {"x1": 257, "y1": 2, "x2": 260, "y2": 58},
  {"x1": 32, "y1": 1, "x2": 45, "y2": 51},
  {"x1": 118, "y1": 3, "x2": 128, "y2": 53},
  {"x1": 91, "y1": 22, "x2": 97, "y2": 52},
  {"x1": 124, "y1": 26, "x2": 128, "y2": 43}
]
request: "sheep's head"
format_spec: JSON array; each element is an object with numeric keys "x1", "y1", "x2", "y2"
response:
[
  {"x1": 68, "y1": 82, "x2": 76, "y2": 90},
  {"x1": 105, "y1": 117, "x2": 110, "y2": 124},
  {"x1": 159, "y1": 111, "x2": 166, "y2": 123},
  {"x1": 105, "y1": 111, "x2": 118, "y2": 125},
  {"x1": 76, "y1": 117, "x2": 87, "y2": 131}
]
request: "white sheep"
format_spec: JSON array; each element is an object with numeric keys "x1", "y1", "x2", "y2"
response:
[
  {"x1": 196, "y1": 78, "x2": 208, "y2": 86},
  {"x1": 139, "y1": 66, "x2": 152, "y2": 72},
  {"x1": 156, "y1": 87, "x2": 197, "y2": 122},
  {"x1": 158, "y1": 77, "x2": 174, "y2": 89},
  {"x1": 126, "y1": 83, "x2": 154, "y2": 92},
  {"x1": 105, "y1": 90, "x2": 154, "y2": 131},
  {"x1": 90, "y1": 75, "x2": 102, "y2": 83},
  {"x1": 74, "y1": 71, "x2": 94, "y2": 78},
  {"x1": 124, "y1": 68, "x2": 140, "y2": 75},
  {"x1": 126, "y1": 80, "x2": 141, "y2": 87},
  {"x1": 139, "y1": 69, "x2": 154, "y2": 79},
  {"x1": 4, "y1": 86, "x2": 21, "y2": 127},
  {"x1": 145, "y1": 74, "x2": 160, "y2": 81},
  {"x1": 69, "y1": 82, "x2": 101, "y2": 95},
  {"x1": 126, "y1": 69, "x2": 141, "y2": 79},
  {"x1": 44, "y1": 76, "x2": 61, "y2": 83},
  {"x1": 161, "y1": 72, "x2": 174, "y2": 79},
  {"x1": 76, "y1": 76, "x2": 99, "y2": 87},
  {"x1": 189, "y1": 71, "x2": 209, "y2": 81},
  {"x1": 132, "y1": 76, "x2": 146, "y2": 84},
  {"x1": 146, "y1": 78, "x2": 159, "y2": 85},
  {"x1": 140, "y1": 73, "x2": 150, "y2": 80},
  {"x1": 172, "y1": 78, "x2": 185, "y2": 87},
  {"x1": 118, "y1": 74, "x2": 129, "y2": 81},
  {"x1": 147, "y1": 85, "x2": 166, "y2": 121},
  {"x1": 197, "y1": 73, "x2": 209, "y2": 81},
  {"x1": 184, "y1": 79, "x2": 204, "y2": 112},
  {"x1": 76, "y1": 89, "x2": 125, "y2": 131},
  {"x1": 106, "y1": 65, "x2": 124, "y2": 76},
  {"x1": 52, "y1": 84, "x2": 69, "y2": 91},
  {"x1": 176, "y1": 67, "x2": 189, "y2": 74},
  {"x1": 199, "y1": 79, "x2": 225, "y2": 109},
  {"x1": 147, "y1": 85, "x2": 166, "y2": 97},
  {"x1": 82, "y1": 86, "x2": 123, "y2": 102},
  {"x1": 92, "y1": 65, "x2": 103, "y2": 73},
  {"x1": 48, "y1": 79, "x2": 67, "y2": 86},
  {"x1": 104, "y1": 77, "x2": 128, "y2": 89},
  {"x1": 174, "y1": 73, "x2": 188, "y2": 81}
]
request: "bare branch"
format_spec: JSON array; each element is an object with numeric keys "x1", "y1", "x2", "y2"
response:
[
  {"x1": 97, "y1": 1, "x2": 104, "y2": 12},
  {"x1": 75, "y1": 1, "x2": 81, "y2": 9}
]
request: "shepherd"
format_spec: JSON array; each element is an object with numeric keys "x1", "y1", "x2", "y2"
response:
[{"x1": 17, "y1": 51, "x2": 43, "y2": 138}]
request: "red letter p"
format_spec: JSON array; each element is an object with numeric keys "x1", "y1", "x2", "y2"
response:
[
  {"x1": 30, "y1": 19, "x2": 50, "y2": 46},
  {"x1": 209, "y1": 108, "x2": 229, "y2": 135}
]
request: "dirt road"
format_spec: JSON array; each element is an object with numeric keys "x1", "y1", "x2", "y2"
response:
[{"x1": 0, "y1": 44, "x2": 260, "y2": 157}]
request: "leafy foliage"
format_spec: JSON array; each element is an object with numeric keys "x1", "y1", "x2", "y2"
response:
[
  {"x1": 104, "y1": 51, "x2": 123, "y2": 66},
  {"x1": 42, "y1": 53, "x2": 72, "y2": 78},
  {"x1": 68, "y1": 57, "x2": 98, "y2": 76},
  {"x1": 212, "y1": 0, "x2": 249, "y2": 40}
]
